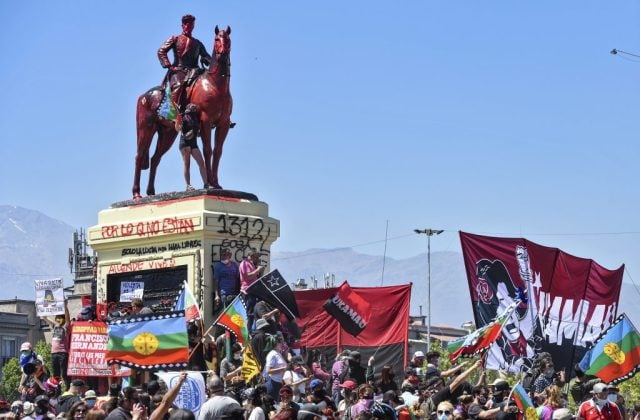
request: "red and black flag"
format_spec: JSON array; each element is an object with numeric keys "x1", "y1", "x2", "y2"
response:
[
  {"x1": 247, "y1": 269, "x2": 300, "y2": 320},
  {"x1": 323, "y1": 281, "x2": 372, "y2": 337}
]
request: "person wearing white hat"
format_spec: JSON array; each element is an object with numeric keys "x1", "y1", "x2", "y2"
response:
[
  {"x1": 577, "y1": 383, "x2": 622, "y2": 420},
  {"x1": 22, "y1": 401, "x2": 36, "y2": 420}
]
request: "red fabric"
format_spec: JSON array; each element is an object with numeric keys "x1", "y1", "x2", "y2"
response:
[
  {"x1": 322, "y1": 282, "x2": 372, "y2": 336},
  {"x1": 294, "y1": 284, "x2": 411, "y2": 359},
  {"x1": 459, "y1": 231, "x2": 624, "y2": 371}
]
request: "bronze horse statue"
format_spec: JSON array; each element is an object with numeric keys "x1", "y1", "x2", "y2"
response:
[{"x1": 133, "y1": 26, "x2": 233, "y2": 199}]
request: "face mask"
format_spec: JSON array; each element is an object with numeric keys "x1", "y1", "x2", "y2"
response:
[
  {"x1": 222, "y1": 259, "x2": 230, "y2": 264},
  {"x1": 439, "y1": 414, "x2": 449, "y2": 420},
  {"x1": 233, "y1": 352, "x2": 242, "y2": 360},
  {"x1": 340, "y1": 390, "x2": 345, "y2": 397},
  {"x1": 478, "y1": 396, "x2": 487, "y2": 405},
  {"x1": 544, "y1": 368, "x2": 554, "y2": 378},
  {"x1": 607, "y1": 394, "x2": 617, "y2": 403},
  {"x1": 294, "y1": 367, "x2": 302, "y2": 373},
  {"x1": 596, "y1": 398, "x2": 608, "y2": 408}
]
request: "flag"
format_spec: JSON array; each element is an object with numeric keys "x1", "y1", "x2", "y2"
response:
[
  {"x1": 157, "y1": 83, "x2": 177, "y2": 121},
  {"x1": 246, "y1": 269, "x2": 300, "y2": 320},
  {"x1": 578, "y1": 313, "x2": 640, "y2": 384},
  {"x1": 449, "y1": 301, "x2": 517, "y2": 360},
  {"x1": 106, "y1": 311, "x2": 189, "y2": 370},
  {"x1": 216, "y1": 296, "x2": 250, "y2": 346},
  {"x1": 323, "y1": 281, "x2": 372, "y2": 336},
  {"x1": 174, "y1": 281, "x2": 202, "y2": 321},
  {"x1": 460, "y1": 231, "x2": 624, "y2": 373},
  {"x1": 241, "y1": 344, "x2": 261, "y2": 383},
  {"x1": 511, "y1": 383, "x2": 538, "y2": 420},
  {"x1": 156, "y1": 371, "x2": 206, "y2": 418}
]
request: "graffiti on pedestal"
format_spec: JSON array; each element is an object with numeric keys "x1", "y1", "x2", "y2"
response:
[{"x1": 211, "y1": 214, "x2": 272, "y2": 264}]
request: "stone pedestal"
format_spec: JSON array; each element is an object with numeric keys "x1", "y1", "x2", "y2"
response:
[{"x1": 87, "y1": 191, "x2": 279, "y2": 327}]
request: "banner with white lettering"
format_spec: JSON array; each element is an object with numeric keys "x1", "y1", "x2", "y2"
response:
[
  {"x1": 119, "y1": 281, "x2": 144, "y2": 302},
  {"x1": 323, "y1": 281, "x2": 371, "y2": 337},
  {"x1": 67, "y1": 321, "x2": 130, "y2": 377},
  {"x1": 459, "y1": 231, "x2": 624, "y2": 374},
  {"x1": 156, "y1": 371, "x2": 206, "y2": 418},
  {"x1": 35, "y1": 278, "x2": 65, "y2": 317}
]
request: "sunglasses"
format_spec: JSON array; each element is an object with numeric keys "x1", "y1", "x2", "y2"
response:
[{"x1": 437, "y1": 410, "x2": 452, "y2": 415}]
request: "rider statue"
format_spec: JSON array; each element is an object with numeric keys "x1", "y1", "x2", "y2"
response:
[{"x1": 158, "y1": 14, "x2": 211, "y2": 136}]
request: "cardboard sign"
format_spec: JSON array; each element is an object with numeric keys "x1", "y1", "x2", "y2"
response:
[
  {"x1": 119, "y1": 281, "x2": 144, "y2": 302},
  {"x1": 35, "y1": 278, "x2": 64, "y2": 317}
]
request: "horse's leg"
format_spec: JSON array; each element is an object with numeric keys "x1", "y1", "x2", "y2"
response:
[
  {"x1": 199, "y1": 119, "x2": 213, "y2": 187},
  {"x1": 133, "y1": 101, "x2": 155, "y2": 199},
  {"x1": 147, "y1": 125, "x2": 178, "y2": 196},
  {"x1": 211, "y1": 122, "x2": 231, "y2": 189}
]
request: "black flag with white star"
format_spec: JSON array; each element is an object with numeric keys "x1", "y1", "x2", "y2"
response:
[{"x1": 246, "y1": 269, "x2": 300, "y2": 320}]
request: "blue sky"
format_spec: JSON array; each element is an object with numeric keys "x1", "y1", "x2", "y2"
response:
[{"x1": 1, "y1": 1, "x2": 639, "y2": 288}]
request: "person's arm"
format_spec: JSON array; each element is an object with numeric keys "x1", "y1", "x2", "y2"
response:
[
  {"x1": 311, "y1": 362, "x2": 331, "y2": 381},
  {"x1": 263, "y1": 308, "x2": 279, "y2": 319},
  {"x1": 366, "y1": 356, "x2": 375, "y2": 383},
  {"x1": 478, "y1": 407, "x2": 502, "y2": 419},
  {"x1": 449, "y1": 360, "x2": 481, "y2": 393},
  {"x1": 248, "y1": 265, "x2": 265, "y2": 278},
  {"x1": 440, "y1": 361, "x2": 468, "y2": 378},
  {"x1": 197, "y1": 40, "x2": 211, "y2": 67},
  {"x1": 149, "y1": 372, "x2": 188, "y2": 420},
  {"x1": 475, "y1": 370, "x2": 486, "y2": 387},
  {"x1": 157, "y1": 36, "x2": 175, "y2": 69},
  {"x1": 212, "y1": 264, "x2": 221, "y2": 305}
]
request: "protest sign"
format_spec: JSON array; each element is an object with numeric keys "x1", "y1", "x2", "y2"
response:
[
  {"x1": 35, "y1": 278, "x2": 64, "y2": 317},
  {"x1": 119, "y1": 281, "x2": 144, "y2": 302},
  {"x1": 68, "y1": 321, "x2": 130, "y2": 377},
  {"x1": 156, "y1": 372, "x2": 206, "y2": 418}
]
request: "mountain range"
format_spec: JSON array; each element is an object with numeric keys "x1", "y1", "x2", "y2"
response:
[{"x1": 1, "y1": 205, "x2": 638, "y2": 328}]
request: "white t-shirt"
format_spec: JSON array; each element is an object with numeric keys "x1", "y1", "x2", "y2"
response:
[
  {"x1": 265, "y1": 350, "x2": 287, "y2": 382},
  {"x1": 248, "y1": 406, "x2": 265, "y2": 420},
  {"x1": 283, "y1": 369, "x2": 306, "y2": 395}
]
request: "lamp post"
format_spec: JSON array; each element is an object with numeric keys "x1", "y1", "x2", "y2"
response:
[{"x1": 414, "y1": 228, "x2": 443, "y2": 352}]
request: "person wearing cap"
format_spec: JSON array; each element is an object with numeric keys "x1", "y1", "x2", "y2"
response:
[
  {"x1": 22, "y1": 401, "x2": 36, "y2": 420},
  {"x1": 58, "y1": 379, "x2": 86, "y2": 414},
  {"x1": 250, "y1": 318, "x2": 273, "y2": 369},
  {"x1": 19, "y1": 355, "x2": 49, "y2": 402},
  {"x1": 305, "y1": 379, "x2": 336, "y2": 413},
  {"x1": 83, "y1": 390, "x2": 97, "y2": 410},
  {"x1": 577, "y1": 383, "x2": 621, "y2": 420},
  {"x1": 19, "y1": 342, "x2": 38, "y2": 371},
  {"x1": 42, "y1": 300, "x2": 71, "y2": 390},
  {"x1": 408, "y1": 351, "x2": 426, "y2": 372},
  {"x1": 297, "y1": 402, "x2": 321, "y2": 420},
  {"x1": 11, "y1": 400, "x2": 23, "y2": 418},
  {"x1": 157, "y1": 14, "x2": 211, "y2": 129},
  {"x1": 335, "y1": 380, "x2": 357, "y2": 418}
]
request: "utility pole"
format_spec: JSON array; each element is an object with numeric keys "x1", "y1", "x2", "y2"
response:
[{"x1": 414, "y1": 228, "x2": 443, "y2": 352}]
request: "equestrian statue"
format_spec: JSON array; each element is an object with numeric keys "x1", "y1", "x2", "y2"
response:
[{"x1": 133, "y1": 14, "x2": 233, "y2": 199}]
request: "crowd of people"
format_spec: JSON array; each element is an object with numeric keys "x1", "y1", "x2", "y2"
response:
[{"x1": 1, "y1": 248, "x2": 639, "y2": 420}]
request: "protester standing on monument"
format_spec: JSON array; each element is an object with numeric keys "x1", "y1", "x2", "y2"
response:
[
  {"x1": 179, "y1": 104, "x2": 209, "y2": 192},
  {"x1": 157, "y1": 14, "x2": 211, "y2": 133},
  {"x1": 42, "y1": 300, "x2": 71, "y2": 389},
  {"x1": 239, "y1": 249, "x2": 265, "y2": 330},
  {"x1": 212, "y1": 249, "x2": 240, "y2": 311}
]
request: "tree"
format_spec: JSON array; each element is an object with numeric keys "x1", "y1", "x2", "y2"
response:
[
  {"x1": 34, "y1": 340, "x2": 52, "y2": 374},
  {"x1": 618, "y1": 372, "x2": 640, "y2": 404},
  {"x1": 0, "y1": 358, "x2": 21, "y2": 401}
]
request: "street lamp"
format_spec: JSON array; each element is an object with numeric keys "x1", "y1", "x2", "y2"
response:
[{"x1": 414, "y1": 228, "x2": 443, "y2": 352}]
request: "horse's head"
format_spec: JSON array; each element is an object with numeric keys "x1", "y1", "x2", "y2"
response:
[
  {"x1": 208, "y1": 25, "x2": 231, "y2": 78},
  {"x1": 214, "y1": 25, "x2": 231, "y2": 55}
]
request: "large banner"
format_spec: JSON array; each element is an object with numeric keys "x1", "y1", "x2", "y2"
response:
[
  {"x1": 68, "y1": 321, "x2": 130, "y2": 377},
  {"x1": 294, "y1": 284, "x2": 411, "y2": 379},
  {"x1": 459, "y1": 231, "x2": 624, "y2": 373},
  {"x1": 323, "y1": 281, "x2": 372, "y2": 337},
  {"x1": 35, "y1": 278, "x2": 64, "y2": 317}
]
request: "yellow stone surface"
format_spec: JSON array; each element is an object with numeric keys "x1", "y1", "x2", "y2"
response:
[{"x1": 88, "y1": 194, "x2": 280, "y2": 327}]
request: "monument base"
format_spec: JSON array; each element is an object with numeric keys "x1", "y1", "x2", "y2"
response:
[{"x1": 88, "y1": 190, "x2": 280, "y2": 327}]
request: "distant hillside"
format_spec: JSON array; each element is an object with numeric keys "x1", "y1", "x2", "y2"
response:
[
  {"x1": 0, "y1": 205, "x2": 74, "y2": 299},
  {"x1": 272, "y1": 248, "x2": 640, "y2": 328}
]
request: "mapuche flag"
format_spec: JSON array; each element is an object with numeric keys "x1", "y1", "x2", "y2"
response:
[
  {"x1": 106, "y1": 311, "x2": 189, "y2": 370},
  {"x1": 579, "y1": 313, "x2": 640, "y2": 384},
  {"x1": 448, "y1": 301, "x2": 518, "y2": 360},
  {"x1": 246, "y1": 269, "x2": 300, "y2": 320},
  {"x1": 216, "y1": 295, "x2": 250, "y2": 346},
  {"x1": 323, "y1": 281, "x2": 372, "y2": 337},
  {"x1": 510, "y1": 383, "x2": 538, "y2": 420}
]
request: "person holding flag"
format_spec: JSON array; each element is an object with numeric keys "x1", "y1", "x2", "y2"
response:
[{"x1": 239, "y1": 249, "x2": 266, "y2": 331}]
